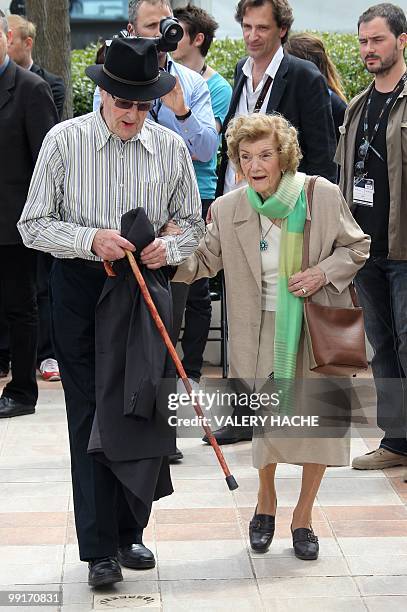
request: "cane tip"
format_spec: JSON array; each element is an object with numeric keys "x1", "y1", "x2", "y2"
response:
[{"x1": 226, "y1": 475, "x2": 239, "y2": 491}]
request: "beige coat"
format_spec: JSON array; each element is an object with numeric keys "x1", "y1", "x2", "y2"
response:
[{"x1": 174, "y1": 176, "x2": 371, "y2": 381}]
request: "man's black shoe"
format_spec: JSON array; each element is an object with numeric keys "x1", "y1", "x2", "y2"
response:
[
  {"x1": 202, "y1": 425, "x2": 252, "y2": 445},
  {"x1": 169, "y1": 447, "x2": 184, "y2": 463},
  {"x1": 88, "y1": 556, "x2": 123, "y2": 587},
  {"x1": 0, "y1": 397, "x2": 35, "y2": 419},
  {"x1": 117, "y1": 543, "x2": 156, "y2": 569}
]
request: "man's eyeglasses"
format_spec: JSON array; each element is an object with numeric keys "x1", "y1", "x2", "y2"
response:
[{"x1": 110, "y1": 94, "x2": 153, "y2": 111}]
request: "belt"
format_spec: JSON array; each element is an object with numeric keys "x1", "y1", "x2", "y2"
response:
[
  {"x1": 57, "y1": 258, "x2": 106, "y2": 271},
  {"x1": 82, "y1": 259, "x2": 105, "y2": 270}
]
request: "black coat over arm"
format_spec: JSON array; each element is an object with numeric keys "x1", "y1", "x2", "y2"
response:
[{"x1": 89, "y1": 209, "x2": 176, "y2": 525}]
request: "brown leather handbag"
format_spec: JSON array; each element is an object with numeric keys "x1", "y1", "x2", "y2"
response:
[{"x1": 302, "y1": 177, "x2": 368, "y2": 376}]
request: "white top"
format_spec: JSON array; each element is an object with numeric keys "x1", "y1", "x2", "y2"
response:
[
  {"x1": 260, "y1": 218, "x2": 281, "y2": 311},
  {"x1": 223, "y1": 46, "x2": 285, "y2": 194}
]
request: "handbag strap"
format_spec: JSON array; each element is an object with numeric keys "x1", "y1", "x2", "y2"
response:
[
  {"x1": 301, "y1": 176, "x2": 318, "y2": 274},
  {"x1": 301, "y1": 175, "x2": 359, "y2": 307}
]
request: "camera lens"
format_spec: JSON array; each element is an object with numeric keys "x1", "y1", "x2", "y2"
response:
[{"x1": 160, "y1": 17, "x2": 183, "y2": 44}]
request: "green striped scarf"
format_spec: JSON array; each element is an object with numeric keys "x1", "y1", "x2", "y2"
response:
[{"x1": 247, "y1": 171, "x2": 307, "y2": 384}]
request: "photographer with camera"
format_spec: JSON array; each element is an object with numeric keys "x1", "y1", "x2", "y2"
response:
[{"x1": 94, "y1": 0, "x2": 218, "y2": 163}]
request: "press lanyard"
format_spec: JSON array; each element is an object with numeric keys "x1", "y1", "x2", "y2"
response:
[
  {"x1": 247, "y1": 75, "x2": 273, "y2": 114},
  {"x1": 361, "y1": 71, "x2": 407, "y2": 158}
]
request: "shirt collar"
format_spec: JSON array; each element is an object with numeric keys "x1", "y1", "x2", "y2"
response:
[
  {"x1": 93, "y1": 107, "x2": 154, "y2": 154},
  {"x1": 0, "y1": 55, "x2": 10, "y2": 77},
  {"x1": 242, "y1": 46, "x2": 284, "y2": 81}
]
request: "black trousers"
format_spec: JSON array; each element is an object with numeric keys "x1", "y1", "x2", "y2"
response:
[
  {"x1": 50, "y1": 259, "x2": 141, "y2": 561},
  {"x1": 0, "y1": 251, "x2": 55, "y2": 370},
  {"x1": 355, "y1": 258, "x2": 407, "y2": 454},
  {"x1": 0, "y1": 245, "x2": 38, "y2": 405},
  {"x1": 170, "y1": 199, "x2": 213, "y2": 381}
]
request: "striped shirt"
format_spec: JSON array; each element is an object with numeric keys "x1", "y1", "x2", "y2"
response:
[{"x1": 18, "y1": 109, "x2": 204, "y2": 264}]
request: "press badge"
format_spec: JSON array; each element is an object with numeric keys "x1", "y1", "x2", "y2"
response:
[{"x1": 353, "y1": 178, "x2": 374, "y2": 207}]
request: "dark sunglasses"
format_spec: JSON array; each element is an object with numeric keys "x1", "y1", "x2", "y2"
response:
[{"x1": 110, "y1": 94, "x2": 153, "y2": 111}]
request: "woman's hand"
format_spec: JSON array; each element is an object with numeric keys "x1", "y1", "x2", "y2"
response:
[
  {"x1": 159, "y1": 220, "x2": 183, "y2": 237},
  {"x1": 288, "y1": 266, "x2": 327, "y2": 298},
  {"x1": 140, "y1": 238, "x2": 167, "y2": 269}
]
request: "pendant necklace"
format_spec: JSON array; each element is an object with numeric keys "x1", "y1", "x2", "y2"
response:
[
  {"x1": 260, "y1": 219, "x2": 274, "y2": 251},
  {"x1": 199, "y1": 63, "x2": 207, "y2": 77}
]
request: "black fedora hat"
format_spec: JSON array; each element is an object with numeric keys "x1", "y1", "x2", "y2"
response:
[{"x1": 85, "y1": 37, "x2": 176, "y2": 101}]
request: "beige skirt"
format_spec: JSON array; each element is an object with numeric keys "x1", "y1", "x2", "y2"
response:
[{"x1": 252, "y1": 311, "x2": 350, "y2": 468}]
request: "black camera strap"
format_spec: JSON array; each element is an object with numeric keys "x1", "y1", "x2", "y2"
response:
[
  {"x1": 150, "y1": 99, "x2": 162, "y2": 123},
  {"x1": 150, "y1": 60, "x2": 174, "y2": 122}
]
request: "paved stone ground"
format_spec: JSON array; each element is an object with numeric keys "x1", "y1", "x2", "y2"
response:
[{"x1": 0, "y1": 372, "x2": 406, "y2": 612}]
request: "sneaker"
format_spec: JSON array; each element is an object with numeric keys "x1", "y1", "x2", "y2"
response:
[
  {"x1": 352, "y1": 447, "x2": 407, "y2": 470},
  {"x1": 39, "y1": 358, "x2": 61, "y2": 382}
]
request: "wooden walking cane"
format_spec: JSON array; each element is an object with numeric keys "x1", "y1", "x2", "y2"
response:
[{"x1": 106, "y1": 252, "x2": 238, "y2": 491}]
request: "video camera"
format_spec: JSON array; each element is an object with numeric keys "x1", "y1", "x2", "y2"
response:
[{"x1": 107, "y1": 17, "x2": 184, "y2": 53}]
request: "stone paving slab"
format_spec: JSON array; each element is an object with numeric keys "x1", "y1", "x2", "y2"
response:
[{"x1": 0, "y1": 381, "x2": 406, "y2": 610}]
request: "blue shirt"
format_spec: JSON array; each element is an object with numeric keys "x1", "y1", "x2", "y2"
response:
[
  {"x1": 0, "y1": 55, "x2": 10, "y2": 77},
  {"x1": 93, "y1": 57, "x2": 218, "y2": 172},
  {"x1": 193, "y1": 72, "x2": 232, "y2": 200}
]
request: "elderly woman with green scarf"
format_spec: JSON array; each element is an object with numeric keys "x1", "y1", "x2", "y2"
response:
[{"x1": 171, "y1": 113, "x2": 370, "y2": 561}]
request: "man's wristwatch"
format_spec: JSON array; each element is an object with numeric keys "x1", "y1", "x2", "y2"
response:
[{"x1": 175, "y1": 108, "x2": 192, "y2": 121}]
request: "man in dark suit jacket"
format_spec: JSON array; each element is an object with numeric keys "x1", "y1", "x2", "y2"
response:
[
  {"x1": 0, "y1": 10, "x2": 58, "y2": 418},
  {"x1": 217, "y1": 0, "x2": 337, "y2": 198},
  {"x1": 2, "y1": 14, "x2": 65, "y2": 384},
  {"x1": 7, "y1": 14, "x2": 65, "y2": 118}
]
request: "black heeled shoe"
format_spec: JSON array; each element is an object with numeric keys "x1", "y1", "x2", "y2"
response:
[
  {"x1": 291, "y1": 526, "x2": 319, "y2": 560},
  {"x1": 249, "y1": 505, "x2": 276, "y2": 553}
]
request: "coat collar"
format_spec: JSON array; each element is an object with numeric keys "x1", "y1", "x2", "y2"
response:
[
  {"x1": 0, "y1": 59, "x2": 16, "y2": 111},
  {"x1": 266, "y1": 51, "x2": 289, "y2": 113}
]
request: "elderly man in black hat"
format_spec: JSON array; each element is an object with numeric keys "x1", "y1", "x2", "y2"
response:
[{"x1": 18, "y1": 38, "x2": 203, "y2": 588}]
